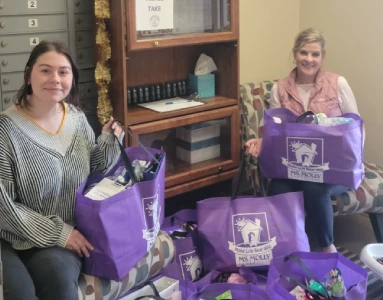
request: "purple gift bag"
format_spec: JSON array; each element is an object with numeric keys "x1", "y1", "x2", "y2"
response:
[
  {"x1": 194, "y1": 267, "x2": 267, "y2": 291},
  {"x1": 127, "y1": 278, "x2": 197, "y2": 300},
  {"x1": 161, "y1": 210, "x2": 202, "y2": 282},
  {"x1": 266, "y1": 252, "x2": 368, "y2": 300},
  {"x1": 187, "y1": 283, "x2": 270, "y2": 300},
  {"x1": 75, "y1": 147, "x2": 165, "y2": 281},
  {"x1": 196, "y1": 151, "x2": 309, "y2": 273},
  {"x1": 259, "y1": 108, "x2": 364, "y2": 189}
]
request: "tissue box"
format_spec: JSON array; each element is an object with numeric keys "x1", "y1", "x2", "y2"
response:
[
  {"x1": 188, "y1": 73, "x2": 215, "y2": 98},
  {"x1": 176, "y1": 122, "x2": 220, "y2": 164}
]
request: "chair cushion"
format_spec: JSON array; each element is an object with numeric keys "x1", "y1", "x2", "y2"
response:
[
  {"x1": 333, "y1": 162, "x2": 383, "y2": 215},
  {"x1": 77, "y1": 231, "x2": 174, "y2": 300}
]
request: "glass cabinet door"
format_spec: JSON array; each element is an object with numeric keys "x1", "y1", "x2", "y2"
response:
[
  {"x1": 128, "y1": 106, "x2": 239, "y2": 191},
  {"x1": 126, "y1": 0, "x2": 239, "y2": 50}
]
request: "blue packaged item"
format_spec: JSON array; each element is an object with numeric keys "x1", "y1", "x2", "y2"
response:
[{"x1": 312, "y1": 113, "x2": 354, "y2": 126}]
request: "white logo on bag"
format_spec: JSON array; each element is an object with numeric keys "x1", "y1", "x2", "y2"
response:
[
  {"x1": 142, "y1": 185, "x2": 161, "y2": 250},
  {"x1": 282, "y1": 138, "x2": 329, "y2": 183},
  {"x1": 180, "y1": 252, "x2": 202, "y2": 281},
  {"x1": 228, "y1": 213, "x2": 276, "y2": 267}
]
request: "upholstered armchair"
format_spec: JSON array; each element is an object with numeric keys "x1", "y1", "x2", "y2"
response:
[{"x1": 240, "y1": 81, "x2": 383, "y2": 243}]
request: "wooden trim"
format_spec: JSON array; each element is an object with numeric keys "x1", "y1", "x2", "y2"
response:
[
  {"x1": 110, "y1": 0, "x2": 128, "y2": 126},
  {"x1": 230, "y1": 0, "x2": 239, "y2": 38},
  {"x1": 128, "y1": 105, "x2": 238, "y2": 134},
  {"x1": 128, "y1": 106, "x2": 239, "y2": 187},
  {"x1": 165, "y1": 168, "x2": 237, "y2": 198},
  {"x1": 129, "y1": 32, "x2": 238, "y2": 51},
  {"x1": 126, "y1": 0, "x2": 239, "y2": 51},
  {"x1": 231, "y1": 105, "x2": 240, "y2": 166},
  {"x1": 125, "y1": 97, "x2": 237, "y2": 125}
]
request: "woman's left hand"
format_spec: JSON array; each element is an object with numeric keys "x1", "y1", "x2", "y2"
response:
[{"x1": 102, "y1": 117, "x2": 124, "y2": 137}]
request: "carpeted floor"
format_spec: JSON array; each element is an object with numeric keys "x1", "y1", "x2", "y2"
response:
[{"x1": 337, "y1": 246, "x2": 383, "y2": 300}]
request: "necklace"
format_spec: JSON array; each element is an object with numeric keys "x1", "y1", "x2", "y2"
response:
[{"x1": 297, "y1": 84, "x2": 313, "y2": 93}]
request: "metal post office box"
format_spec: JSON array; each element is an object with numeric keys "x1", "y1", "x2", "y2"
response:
[
  {"x1": 0, "y1": 32, "x2": 69, "y2": 54},
  {"x1": 79, "y1": 81, "x2": 97, "y2": 100},
  {"x1": 1, "y1": 90, "x2": 17, "y2": 111},
  {"x1": 75, "y1": 30, "x2": 93, "y2": 48},
  {"x1": 74, "y1": 13, "x2": 93, "y2": 31},
  {"x1": 81, "y1": 100, "x2": 98, "y2": 115},
  {"x1": 1, "y1": 72, "x2": 24, "y2": 92},
  {"x1": 0, "y1": 0, "x2": 67, "y2": 15},
  {"x1": 0, "y1": 14, "x2": 67, "y2": 34},
  {"x1": 76, "y1": 47, "x2": 95, "y2": 68},
  {"x1": 79, "y1": 68, "x2": 94, "y2": 83},
  {"x1": 0, "y1": 53, "x2": 30, "y2": 73},
  {"x1": 73, "y1": 0, "x2": 93, "y2": 14}
]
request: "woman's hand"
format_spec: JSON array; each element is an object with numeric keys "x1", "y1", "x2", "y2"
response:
[
  {"x1": 245, "y1": 138, "x2": 262, "y2": 158},
  {"x1": 65, "y1": 229, "x2": 94, "y2": 257},
  {"x1": 102, "y1": 117, "x2": 124, "y2": 137}
]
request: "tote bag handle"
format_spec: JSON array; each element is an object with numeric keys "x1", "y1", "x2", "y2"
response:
[
  {"x1": 113, "y1": 126, "x2": 162, "y2": 185},
  {"x1": 296, "y1": 111, "x2": 315, "y2": 123},
  {"x1": 231, "y1": 146, "x2": 247, "y2": 200},
  {"x1": 232, "y1": 146, "x2": 268, "y2": 199},
  {"x1": 133, "y1": 281, "x2": 166, "y2": 300}
]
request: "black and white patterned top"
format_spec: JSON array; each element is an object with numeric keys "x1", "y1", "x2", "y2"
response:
[{"x1": 0, "y1": 104, "x2": 122, "y2": 250}]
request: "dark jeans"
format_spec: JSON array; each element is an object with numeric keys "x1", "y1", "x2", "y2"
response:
[
  {"x1": 1, "y1": 240, "x2": 81, "y2": 300},
  {"x1": 268, "y1": 179, "x2": 348, "y2": 248}
]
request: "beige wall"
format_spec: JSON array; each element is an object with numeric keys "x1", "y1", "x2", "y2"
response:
[
  {"x1": 299, "y1": 0, "x2": 383, "y2": 165},
  {"x1": 239, "y1": 0, "x2": 300, "y2": 84}
]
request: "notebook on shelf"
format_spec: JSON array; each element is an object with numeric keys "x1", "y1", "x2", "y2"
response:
[{"x1": 137, "y1": 97, "x2": 204, "y2": 113}]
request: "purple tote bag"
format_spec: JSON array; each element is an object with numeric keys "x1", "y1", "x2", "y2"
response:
[
  {"x1": 75, "y1": 147, "x2": 165, "y2": 281},
  {"x1": 127, "y1": 278, "x2": 197, "y2": 300},
  {"x1": 161, "y1": 210, "x2": 202, "y2": 282},
  {"x1": 194, "y1": 267, "x2": 267, "y2": 291},
  {"x1": 187, "y1": 283, "x2": 270, "y2": 300},
  {"x1": 266, "y1": 252, "x2": 368, "y2": 300},
  {"x1": 259, "y1": 108, "x2": 364, "y2": 189},
  {"x1": 196, "y1": 151, "x2": 309, "y2": 273}
]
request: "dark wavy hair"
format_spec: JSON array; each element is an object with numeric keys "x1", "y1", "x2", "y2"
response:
[{"x1": 15, "y1": 40, "x2": 81, "y2": 109}]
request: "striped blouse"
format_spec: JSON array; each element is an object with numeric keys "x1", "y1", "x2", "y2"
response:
[{"x1": 0, "y1": 104, "x2": 121, "y2": 250}]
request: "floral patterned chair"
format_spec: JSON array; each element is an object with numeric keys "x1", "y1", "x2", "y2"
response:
[
  {"x1": 240, "y1": 80, "x2": 383, "y2": 243},
  {"x1": 0, "y1": 231, "x2": 174, "y2": 300}
]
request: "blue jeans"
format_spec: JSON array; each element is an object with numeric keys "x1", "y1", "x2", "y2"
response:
[
  {"x1": 1, "y1": 240, "x2": 81, "y2": 300},
  {"x1": 268, "y1": 179, "x2": 348, "y2": 248}
]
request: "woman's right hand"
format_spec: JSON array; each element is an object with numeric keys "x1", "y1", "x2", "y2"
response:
[
  {"x1": 245, "y1": 138, "x2": 263, "y2": 158},
  {"x1": 65, "y1": 229, "x2": 94, "y2": 257}
]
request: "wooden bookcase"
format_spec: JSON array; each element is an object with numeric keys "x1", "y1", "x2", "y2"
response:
[{"x1": 109, "y1": 0, "x2": 240, "y2": 198}]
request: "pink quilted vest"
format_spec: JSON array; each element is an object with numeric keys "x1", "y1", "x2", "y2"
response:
[{"x1": 277, "y1": 68, "x2": 343, "y2": 116}]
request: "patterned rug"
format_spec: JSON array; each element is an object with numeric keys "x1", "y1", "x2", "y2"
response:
[{"x1": 336, "y1": 246, "x2": 383, "y2": 300}]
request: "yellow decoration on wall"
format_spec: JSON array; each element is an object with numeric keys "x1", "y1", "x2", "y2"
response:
[
  {"x1": 94, "y1": 0, "x2": 113, "y2": 125},
  {"x1": 95, "y1": 0, "x2": 110, "y2": 19}
]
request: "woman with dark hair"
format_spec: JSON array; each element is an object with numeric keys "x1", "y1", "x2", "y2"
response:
[{"x1": 0, "y1": 41, "x2": 124, "y2": 299}]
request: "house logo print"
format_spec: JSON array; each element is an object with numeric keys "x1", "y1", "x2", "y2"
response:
[
  {"x1": 180, "y1": 253, "x2": 202, "y2": 281},
  {"x1": 291, "y1": 141, "x2": 317, "y2": 167},
  {"x1": 142, "y1": 185, "x2": 161, "y2": 251},
  {"x1": 282, "y1": 137, "x2": 329, "y2": 183},
  {"x1": 145, "y1": 202, "x2": 155, "y2": 217},
  {"x1": 228, "y1": 213, "x2": 277, "y2": 267},
  {"x1": 236, "y1": 218, "x2": 262, "y2": 247}
]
